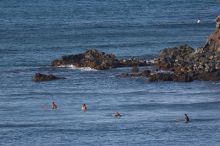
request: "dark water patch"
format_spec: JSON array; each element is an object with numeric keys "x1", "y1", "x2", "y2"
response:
[
  {"x1": 119, "y1": 101, "x2": 220, "y2": 111},
  {"x1": 70, "y1": 42, "x2": 160, "y2": 50},
  {"x1": 46, "y1": 125, "x2": 147, "y2": 134},
  {"x1": 175, "y1": 92, "x2": 220, "y2": 97},
  {"x1": 191, "y1": 118, "x2": 220, "y2": 122},
  {"x1": 153, "y1": 118, "x2": 220, "y2": 124},
  {"x1": 0, "y1": 48, "x2": 19, "y2": 54},
  {"x1": 0, "y1": 123, "x2": 55, "y2": 128},
  {"x1": 92, "y1": 90, "x2": 178, "y2": 96},
  {"x1": 0, "y1": 95, "x2": 47, "y2": 102}
]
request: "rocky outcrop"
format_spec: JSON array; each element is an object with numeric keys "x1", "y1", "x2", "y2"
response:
[
  {"x1": 148, "y1": 72, "x2": 174, "y2": 82},
  {"x1": 51, "y1": 16, "x2": 220, "y2": 82},
  {"x1": 52, "y1": 49, "x2": 152, "y2": 70},
  {"x1": 149, "y1": 72, "x2": 193, "y2": 82},
  {"x1": 152, "y1": 16, "x2": 220, "y2": 81},
  {"x1": 119, "y1": 16, "x2": 220, "y2": 82},
  {"x1": 117, "y1": 59, "x2": 151, "y2": 68},
  {"x1": 33, "y1": 73, "x2": 65, "y2": 82},
  {"x1": 52, "y1": 49, "x2": 118, "y2": 70},
  {"x1": 119, "y1": 69, "x2": 193, "y2": 82},
  {"x1": 118, "y1": 69, "x2": 151, "y2": 78},
  {"x1": 204, "y1": 15, "x2": 220, "y2": 52},
  {"x1": 154, "y1": 44, "x2": 194, "y2": 71}
]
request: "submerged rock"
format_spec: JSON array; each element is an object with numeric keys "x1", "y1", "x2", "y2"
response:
[
  {"x1": 33, "y1": 73, "x2": 64, "y2": 82},
  {"x1": 52, "y1": 49, "x2": 152, "y2": 70},
  {"x1": 118, "y1": 69, "x2": 151, "y2": 78},
  {"x1": 174, "y1": 73, "x2": 193, "y2": 82},
  {"x1": 149, "y1": 72, "x2": 174, "y2": 82},
  {"x1": 131, "y1": 66, "x2": 139, "y2": 73}
]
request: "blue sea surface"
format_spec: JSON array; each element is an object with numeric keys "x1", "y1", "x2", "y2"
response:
[{"x1": 0, "y1": 0, "x2": 220, "y2": 145}]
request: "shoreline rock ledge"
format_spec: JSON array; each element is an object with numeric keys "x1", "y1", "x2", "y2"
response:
[{"x1": 52, "y1": 49, "x2": 152, "y2": 70}]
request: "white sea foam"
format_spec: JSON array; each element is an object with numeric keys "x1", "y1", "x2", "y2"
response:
[
  {"x1": 212, "y1": 82, "x2": 220, "y2": 84},
  {"x1": 58, "y1": 65, "x2": 97, "y2": 71},
  {"x1": 147, "y1": 59, "x2": 155, "y2": 64}
]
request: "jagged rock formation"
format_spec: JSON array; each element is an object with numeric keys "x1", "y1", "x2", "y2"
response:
[
  {"x1": 51, "y1": 15, "x2": 220, "y2": 82},
  {"x1": 152, "y1": 15, "x2": 220, "y2": 81},
  {"x1": 119, "y1": 15, "x2": 220, "y2": 82},
  {"x1": 52, "y1": 49, "x2": 152, "y2": 70},
  {"x1": 33, "y1": 73, "x2": 65, "y2": 82}
]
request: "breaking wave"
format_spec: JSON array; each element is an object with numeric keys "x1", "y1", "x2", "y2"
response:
[{"x1": 58, "y1": 65, "x2": 97, "y2": 71}]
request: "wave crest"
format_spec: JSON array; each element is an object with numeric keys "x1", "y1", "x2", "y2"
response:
[{"x1": 58, "y1": 65, "x2": 97, "y2": 71}]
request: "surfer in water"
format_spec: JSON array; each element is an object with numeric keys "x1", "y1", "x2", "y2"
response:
[
  {"x1": 81, "y1": 103, "x2": 87, "y2": 111},
  {"x1": 52, "y1": 101, "x2": 57, "y2": 109},
  {"x1": 184, "y1": 113, "x2": 190, "y2": 123},
  {"x1": 114, "y1": 112, "x2": 121, "y2": 118}
]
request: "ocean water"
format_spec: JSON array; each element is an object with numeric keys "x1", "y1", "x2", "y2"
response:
[{"x1": 0, "y1": 0, "x2": 220, "y2": 145}]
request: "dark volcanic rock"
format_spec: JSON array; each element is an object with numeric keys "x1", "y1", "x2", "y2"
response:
[
  {"x1": 152, "y1": 15, "x2": 220, "y2": 81},
  {"x1": 52, "y1": 49, "x2": 151, "y2": 70},
  {"x1": 204, "y1": 15, "x2": 220, "y2": 52},
  {"x1": 119, "y1": 69, "x2": 194, "y2": 82},
  {"x1": 51, "y1": 16, "x2": 220, "y2": 82},
  {"x1": 197, "y1": 71, "x2": 220, "y2": 81},
  {"x1": 117, "y1": 59, "x2": 150, "y2": 67},
  {"x1": 173, "y1": 73, "x2": 193, "y2": 82},
  {"x1": 149, "y1": 72, "x2": 173, "y2": 82},
  {"x1": 148, "y1": 72, "x2": 193, "y2": 82},
  {"x1": 140, "y1": 70, "x2": 151, "y2": 77},
  {"x1": 155, "y1": 44, "x2": 194, "y2": 71},
  {"x1": 52, "y1": 49, "x2": 118, "y2": 70},
  {"x1": 118, "y1": 72, "x2": 140, "y2": 78},
  {"x1": 131, "y1": 66, "x2": 139, "y2": 73},
  {"x1": 118, "y1": 69, "x2": 151, "y2": 78},
  {"x1": 33, "y1": 73, "x2": 64, "y2": 82}
]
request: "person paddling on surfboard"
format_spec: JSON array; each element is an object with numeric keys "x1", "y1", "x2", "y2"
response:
[
  {"x1": 81, "y1": 103, "x2": 87, "y2": 111},
  {"x1": 114, "y1": 112, "x2": 121, "y2": 118},
  {"x1": 184, "y1": 113, "x2": 190, "y2": 123},
  {"x1": 52, "y1": 101, "x2": 58, "y2": 109}
]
